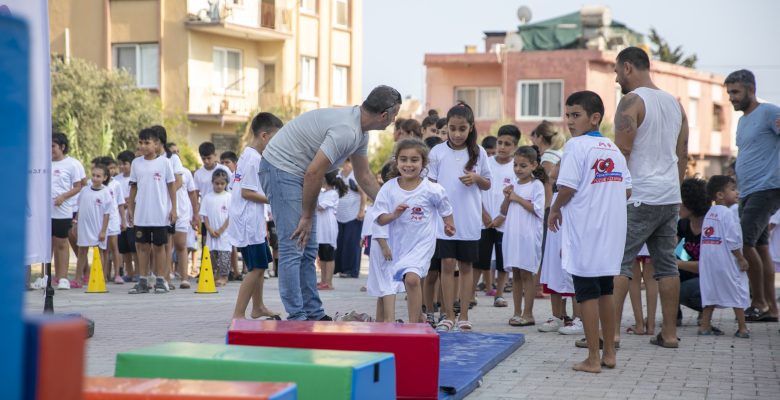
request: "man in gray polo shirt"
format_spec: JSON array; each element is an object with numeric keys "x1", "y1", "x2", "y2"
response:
[{"x1": 259, "y1": 85, "x2": 401, "y2": 320}]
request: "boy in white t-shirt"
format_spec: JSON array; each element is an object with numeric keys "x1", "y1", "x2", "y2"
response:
[
  {"x1": 115, "y1": 150, "x2": 138, "y2": 282},
  {"x1": 127, "y1": 127, "x2": 176, "y2": 294},
  {"x1": 549, "y1": 91, "x2": 631, "y2": 373}
]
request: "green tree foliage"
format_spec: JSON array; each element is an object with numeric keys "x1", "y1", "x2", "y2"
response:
[
  {"x1": 369, "y1": 131, "x2": 395, "y2": 175},
  {"x1": 648, "y1": 28, "x2": 697, "y2": 68}
]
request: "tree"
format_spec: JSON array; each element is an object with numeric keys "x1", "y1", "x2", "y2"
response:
[{"x1": 648, "y1": 28, "x2": 697, "y2": 68}]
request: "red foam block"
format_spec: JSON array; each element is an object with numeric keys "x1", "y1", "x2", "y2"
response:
[
  {"x1": 25, "y1": 315, "x2": 87, "y2": 400},
  {"x1": 84, "y1": 377, "x2": 297, "y2": 399},
  {"x1": 228, "y1": 320, "x2": 439, "y2": 399}
]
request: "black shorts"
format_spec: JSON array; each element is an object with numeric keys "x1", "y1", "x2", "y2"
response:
[
  {"x1": 167, "y1": 224, "x2": 176, "y2": 235},
  {"x1": 434, "y1": 239, "x2": 480, "y2": 263},
  {"x1": 572, "y1": 275, "x2": 614, "y2": 303},
  {"x1": 318, "y1": 244, "x2": 336, "y2": 262},
  {"x1": 739, "y1": 188, "x2": 780, "y2": 247},
  {"x1": 266, "y1": 220, "x2": 278, "y2": 251},
  {"x1": 477, "y1": 228, "x2": 504, "y2": 271},
  {"x1": 238, "y1": 243, "x2": 271, "y2": 271},
  {"x1": 429, "y1": 257, "x2": 441, "y2": 272},
  {"x1": 51, "y1": 219, "x2": 72, "y2": 239},
  {"x1": 118, "y1": 227, "x2": 137, "y2": 254},
  {"x1": 135, "y1": 226, "x2": 169, "y2": 246}
]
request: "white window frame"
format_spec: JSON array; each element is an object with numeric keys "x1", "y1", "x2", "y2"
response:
[
  {"x1": 515, "y1": 79, "x2": 564, "y2": 121},
  {"x1": 332, "y1": 65, "x2": 349, "y2": 105},
  {"x1": 112, "y1": 43, "x2": 159, "y2": 89},
  {"x1": 300, "y1": 0, "x2": 317, "y2": 15},
  {"x1": 333, "y1": 0, "x2": 349, "y2": 28},
  {"x1": 213, "y1": 47, "x2": 243, "y2": 95},
  {"x1": 300, "y1": 56, "x2": 317, "y2": 100},
  {"x1": 454, "y1": 86, "x2": 502, "y2": 120}
]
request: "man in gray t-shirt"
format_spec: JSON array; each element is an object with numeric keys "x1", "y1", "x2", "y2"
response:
[{"x1": 259, "y1": 85, "x2": 401, "y2": 320}]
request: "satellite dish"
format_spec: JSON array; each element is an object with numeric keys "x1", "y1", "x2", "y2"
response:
[{"x1": 517, "y1": 6, "x2": 532, "y2": 25}]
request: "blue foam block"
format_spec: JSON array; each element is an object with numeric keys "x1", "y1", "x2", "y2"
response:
[{"x1": 438, "y1": 332, "x2": 525, "y2": 400}]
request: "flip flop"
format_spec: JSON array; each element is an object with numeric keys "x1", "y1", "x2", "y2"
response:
[
  {"x1": 734, "y1": 331, "x2": 750, "y2": 339},
  {"x1": 649, "y1": 333, "x2": 679, "y2": 348}
]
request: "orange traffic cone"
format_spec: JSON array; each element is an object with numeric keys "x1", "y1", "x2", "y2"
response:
[
  {"x1": 196, "y1": 245, "x2": 217, "y2": 294},
  {"x1": 86, "y1": 248, "x2": 108, "y2": 293}
]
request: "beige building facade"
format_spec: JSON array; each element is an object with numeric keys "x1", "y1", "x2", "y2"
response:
[{"x1": 49, "y1": 0, "x2": 363, "y2": 151}]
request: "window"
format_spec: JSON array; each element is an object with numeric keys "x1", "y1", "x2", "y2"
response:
[
  {"x1": 333, "y1": 0, "x2": 349, "y2": 27},
  {"x1": 112, "y1": 43, "x2": 159, "y2": 89},
  {"x1": 300, "y1": 0, "x2": 317, "y2": 14},
  {"x1": 332, "y1": 65, "x2": 349, "y2": 105},
  {"x1": 688, "y1": 98, "x2": 699, "y2": 129},
  {"x1": 260, "y1": 62, "x2": 276, "y2": 94},
  {"x1": 213, "y1": 48, "x2": 242, "y2": 93},
  {"x1": 454, "y1": 87, "x2": 501, "y2": 120},
  {"x1": 300, "y1": 56, "x2": 317, "y2": 99},
  {"x1": 712, "y1": 104, "x2": 723, "y2": 132},
  {"x1": 516, "y1": 80, "x2": 563, "y2": 119}
]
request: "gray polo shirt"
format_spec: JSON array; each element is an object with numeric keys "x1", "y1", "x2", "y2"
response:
[{"x1": 263, "y1": 106, "x2": 368, "y2": 177}]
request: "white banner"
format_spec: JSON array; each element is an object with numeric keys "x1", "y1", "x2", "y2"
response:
[{"x1": 2, "y1": 1, "x2": 51, "y2": 264}]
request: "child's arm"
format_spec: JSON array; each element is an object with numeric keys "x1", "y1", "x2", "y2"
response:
[
  {"x1": 242, "y1": 189, "x2": 268, "y2": 204},
  {"x1": 202, "y1": 216, "x2": 218, "y2": 238},
  {"x1": 733, "y1": 249, "x2": 749, "y2": 272},
  {"x1": 217, "y1": 217, "x2": 229, "y2": 236},
  {"x1": 188, "y1": 190, "x2": 199, "y2": 229},
  {"x1": 376, "y1": 238, "x2": 392, "y2": 261},
  {"x1": 55, "y1": 180, "x2": 83, "y2": 206},
  {"x1": 127, "y1": 184, "x2": 137, "y2": 226},
  {"x1": 442, "y1": 214, "x2": 456, "y2": 237},
  {"x1": 119, "y1": 203, "x2": 127, "y2": 231},
  {"x1": 501, "y1": 184, "x2": 535, "y2": 213},
  {"x1": 481, "y1": 205, "x2": 492, "y2": 228},
  {"x1": 167, "y1": 182, "x2": 177, "y2": 224},
  {"x1": 99, "y1": 213, "x2": 110, "y2": 242},
  {"x1": 500, "y1": 194, "x2": 511, "y2": 217},
  {"x1": 377, "y1": 204, "x2": 409, "y2": 226},
  {"x1": 459, "y1": 170, "x2": 490, "y2": 190},
  {"x1": 547, "y1": 185, "x2": 576, "y2": 232}
]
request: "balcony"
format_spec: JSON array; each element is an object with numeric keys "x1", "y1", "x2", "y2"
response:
[
  {"x1": 187, "y1": 86, "x2": 258, "y2": 126},
  {"x1": 185, "y1": 0, "x2": 292, "y2": 42}
]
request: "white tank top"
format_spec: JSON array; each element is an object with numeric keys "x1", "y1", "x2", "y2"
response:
[{"x1": 627, "y1": 87, "x2": 683, "y2": 205}]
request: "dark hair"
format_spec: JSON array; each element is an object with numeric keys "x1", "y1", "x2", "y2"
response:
[
  {"x1": 424, "y1": 136, "x2": 443, "y2": 149},
  {"x1": 117, "y1": 150, "x2": 135, "y2": 164},
  {"x1": 514, "y1": 146, "x2": 547, "y2": 184},
  {"x1": 706, "y1": 175, "x2": 735, "y2": 203},
  {"x1": 199, "y1": 142, "x2": 216, "y2": 158},
  {"x1": 388, "y1": 139, "x2": 429, "y2": 179},
  {"x1": 250, "y1": 111, "x2": 284, "y2": 136},
  {"x1": 566, "y1": 91, "x2": 605, "y2": 125},
  {"x1": 446, "y1": 101, "x2": 480, "y2": 171},
  {"x1": 481, "y1": 135, "x2": 497, "y2": 149},
  {"x1": 435, "y1": 117, "x2": 447, "y2": 130},
  {"x1": 52, "y1": 132, "x2": 70, "y2": 154},
  {"x1": 220, "y1": 151, "x2": 238, "y2": 163},
  {"x1": 91, "y1": 163, "x2": 111, "y2": 185},
  {"x1": 211, "y1": 169, "x2": 229, "y2": 183},
  {"x1": 324, "y1": 170, "x2": 348, "y2": 197},
  {"x1": 497, "y1": 124, "x2": 521, "y2": 144},
  {"x1": 530, "y1": 121, "x2": 564, "y2": 150},
  {"x1": 724, "y1": 69, "x2": 756, "y2": 90},
  {"x1": 380, "y1": 160, "x2": 394, "y2": 183},
  {"x1": 362, "y1": 85, "x2": 402, "y2": 114},
  {"x1": 139, "y1": 126, "x2": 168, "y2": 156},
  {"x1": 100, "y1": 156, "x2": 116, "y2": 166},
  {"x1": 681, "y1": 178, "x2": 709, "y2": 217},
  {"x1": 617, "y1": 46, "x2": 650, "y2": 71},
  {"x1": 400, "y1": 118, "x2": 422, "y2": 138},
  {"x1": 394, "y1": 118, "x2": 407, "y2": 131},
  {"x1": 422, "y1": 110, "x2": 439, "y2": 129}
]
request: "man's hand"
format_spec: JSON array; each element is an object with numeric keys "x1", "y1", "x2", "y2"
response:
[
  {"x1": 548, "y1": 207, "x2": 562, "y2": 232},
  {"x1": 444, "y1": 223, "x2": 456, "y2": 237},
  {"x1": 291, "y1": 217, "x2": 313, "y2": 250}
]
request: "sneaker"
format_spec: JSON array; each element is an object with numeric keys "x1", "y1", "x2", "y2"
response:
[
  {"x1": 558, "y1": 317, "x2": 584, "y2": 335},
  {"x1": 113, "y1": 275, "x2": 124, "y2": 284},
  {"x1": 538, "y1": 317, "x2": 564, "y2": 332},
  {"x1": 166, "y1": 281, "x2": 176, "y2": 291},
  {"x1": 57, "y1": 278, "x2": 71, "y2": 290},
  {"x1": 70, "y1": 280, "x2": 83, "y2": 289},
  {"x1": 122, "y1": 275, "x2": 132, "y2": 283},
  {"x1": 318, "y1": 314, "x2": 333, "y2": 321},
  {"x1": 128, "y1": 279, "x2": 150, "y2": 294},
  {"x1": 154, "y1": 278, "x2": 169, "y2": 293}
]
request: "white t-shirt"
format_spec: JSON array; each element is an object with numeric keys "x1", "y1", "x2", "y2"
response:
[
  {"x1": 482, "y1": 156, "x2": 515, "y2": 232},
  {"x1": 336, "y1": 171, "x2": 362, "y2": 223},
  {"x1": 539, "y1": 192, "x2": 574, "y2": 294},
  {"x1": 194, "y1": 164, "x2": 232, "y2": 198},
  {"x1": 700, "y1": 205, "x2": 750, "y2": 308},
  {"x1": 502, "y1": 179, "x2": 545, "y2": 273},
  {"x1": 373, "y1": 178, "x2": 453, "y2": 280},
  {"x1": 428, "y1": 143, "x2": 492, "y2": 240},
  {"x1": 176, "y1": 169, "x2": 196, "y2": 222},
  {"x1": 770, "y1": 209, "x2": 780, "y2": 264},
  {"x1": 540, "y1": 148, "x2": 563, "y2": 166},
  {"x1": 558, "y1": 135, "x2": 632, "y2": 277},
  {"x1": 317, "y1": 188, "x2": 339, "y2": 247},
  {"x1": 106, "y1": 179, "x2": 125, "y2": 236},
  {"x1": 51, "y1": 156, "x2": 86, "y2": 219},
  {"x1": 200, "y1": 191, "x2": 233, "y2": 251},
  {"x1": 76, "y1": 185, "x2": 113, "y2": 249},
  {"x1": 129, "y1": 155, "x2": 175, "y2": 227},
  {"x1": 114, "y1": 173, "x2": 133, "y2": 227},
  {"x1": 227, "y1": 147, "x2": 267, "y2": 248}
]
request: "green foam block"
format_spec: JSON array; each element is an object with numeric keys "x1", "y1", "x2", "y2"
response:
[{"x1": 115, "y1": 342, "x2": 396, "y2": 400}]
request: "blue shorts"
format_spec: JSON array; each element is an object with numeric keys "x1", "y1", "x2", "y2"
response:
[{"x1": 238, "y1": 242, "x2": 272, "y2": 271}]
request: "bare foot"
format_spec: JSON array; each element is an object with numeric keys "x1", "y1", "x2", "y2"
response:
[
  {"x1": 601, "y1": 353, "x2": 616, "y2": 369},
  {"x1": 573, "y1": 359, "x2": 602, "y2": 373},
  {"x1": 232, "y1": 314, "x2": 247, "y2": 320},
  {"x1": 251, "y1": 307, "x2": 280, "y2": 319}
]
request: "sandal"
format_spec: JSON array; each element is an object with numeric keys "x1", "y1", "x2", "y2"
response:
[
  {"x1": 734, "y1": 331, "x2": 750, "y2": 339},
  {"x1": 493, "y1": 296, "x2": 508, "y2": 307},
  {"x1": 649, "y1": 333, "x2": 680, "y2": 348},
  {"x1": 575, "y1": 337, "x2": 620, "y2": 349},
  {"x1": 456, "y1": 320, "x2": 473, "y2": 332},
  {"x1": 436, "y1": 319, "x2": 454, "y2": 332},
  {"x1": 509, "y1": 316, "x2": 534, "y2": 326},
  {"x1": 697, "y1": 329, "x2": 724, "y2": 336}
]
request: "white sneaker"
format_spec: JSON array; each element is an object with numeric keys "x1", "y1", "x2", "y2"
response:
[
  {"x1": 57, "y1": 278, "x2": 71, "y2": 290},
  {"x1": 538, "y1": 317, "x2": 564, "y2": 332},
  {"x1": 558, "y1": 317, "x2": 584, "y2": 335},
  {"x1": 32, "y1": 277, "x2": 43, "y2": 289}
]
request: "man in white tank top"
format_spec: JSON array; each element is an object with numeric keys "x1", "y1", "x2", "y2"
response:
[{"x1": 611, "y1": 47, "x2": 689, "y2": 349}]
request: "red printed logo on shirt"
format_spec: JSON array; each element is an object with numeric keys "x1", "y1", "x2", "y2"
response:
[
  {"x1": 95, "y1": 198, "x2": 103, "y2": 207},
  {"x1": 503, "y1": 177, "x2": 512, "y2": 186},
  {"x1": 410, "y1": 206, "x2": 425, "y2": 221},
  {"x1": 591, "y1": 158, "x2": 623, "y2": 184},
  {"x1": 221, "y1": 205, "x2": 228, "y2": 213},
  {"x1": 702, "y1": 226, "x2": 722, "y2": 245},
  {"x1": 53, "y1": 169, "x2": 61, "y2": 177},
  {"x1": 234, "y1": 172, "x2": 242, "y2": 183},
  {"x1": 153, "y1": 172, "x2": 162, "y2": 181}
]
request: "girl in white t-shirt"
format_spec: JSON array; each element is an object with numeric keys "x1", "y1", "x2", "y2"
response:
[
  {"x1": 200, "y1": 169, "x2": 232, "y2": 286},
  {"x1": 427, "y1": 102, "x2": 491, "y2": 332},
  {"x1": 317, "y1": 171, "x2": 347, "y2": 290},
  {"x1": 376, "y1": 140, "x2": 455, "y2": 325},
  {"x1": 501, "y1": 146, "x2": 546, "y2": 327},
  {"x1": 74, "y1": 164, "x2": 114, "y2": 289},
  {"x1": 94, "y1": 157, "x2": 127, "y2": 286}
]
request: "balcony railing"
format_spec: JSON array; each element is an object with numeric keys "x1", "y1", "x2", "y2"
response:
[{"x1": 186, "y1": 0, "x2": 291, "y2": 41}]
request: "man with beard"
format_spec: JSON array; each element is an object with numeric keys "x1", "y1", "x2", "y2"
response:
[{"x1": 725, "y1": 69, "x2": 780, "y2": 323}]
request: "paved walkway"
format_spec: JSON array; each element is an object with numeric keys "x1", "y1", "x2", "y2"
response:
[{"x1": 24, "y1": 259, "x2": 780, "y2": 399}]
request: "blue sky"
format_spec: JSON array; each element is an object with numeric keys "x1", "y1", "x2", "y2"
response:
[{"x1": 363, "y1": 0, "x2": 780, "y2": 105}]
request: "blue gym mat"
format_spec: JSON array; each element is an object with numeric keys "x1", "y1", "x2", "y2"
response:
[{"x1": 438, "y1": 332, "x2": 525, "y2": 399}]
